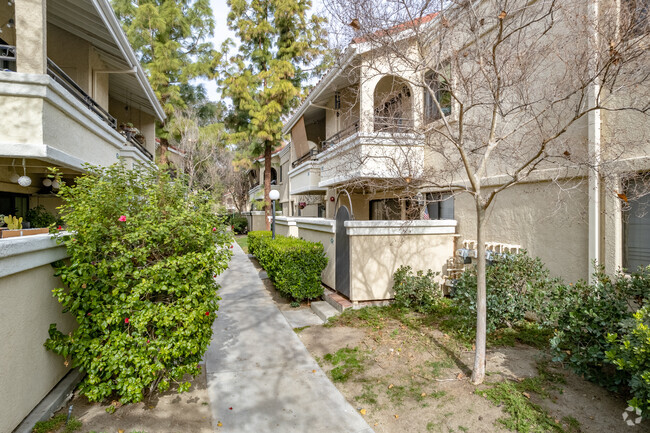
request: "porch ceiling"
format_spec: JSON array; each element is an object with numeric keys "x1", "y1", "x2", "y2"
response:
[{"x1": 47, "y1": 0, "x2": 165, "y2": 121}]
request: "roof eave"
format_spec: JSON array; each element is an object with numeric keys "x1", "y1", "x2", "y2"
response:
[
  {"x1": 282, "y1": 45, "x2": 358, "y2": 135},
  {"x1": 93, "y1": 0, "x2": 166, "y2": 122}
]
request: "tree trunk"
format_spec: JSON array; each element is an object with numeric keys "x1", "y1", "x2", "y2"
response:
[
  {"x1": 471, "y1": 200, "x2": 487, "y2": 385},
  {"x1": 264, "y1": 142, "x2": 272, "y2": 231}
]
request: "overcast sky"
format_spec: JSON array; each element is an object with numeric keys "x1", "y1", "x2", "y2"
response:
[{"x1": 199, "y1": 0, "x2": 325, "y2": 101}]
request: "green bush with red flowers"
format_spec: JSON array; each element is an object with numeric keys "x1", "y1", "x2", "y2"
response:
[{"x1": 45, "y1": 164, "x2": 232, "y2": 404}]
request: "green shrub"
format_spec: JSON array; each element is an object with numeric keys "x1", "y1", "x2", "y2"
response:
[
  {"x1": 255, "y1": 235, "x2": 327, "y2": 301},
  {"x1": 453, "y1": 251, "x2": 561, "y2": 333},
  {"x1": 392, "y1": 265, "x2": 442, "y2": 312},
  {"x1": 550, "y1": 267, "x2": 649, "y2": 391},
  {"x1": 26, "y1": 205, "x2": 63, "y2": 228},
  {"x1": 230, "y1": 213, "x2": 248, "y2": 234},
  {"x1": 44, "y1": 164, "x2": 232, "y2": 404},
  {"x1": 247, "y1": 230, "x2": 271, "y2": 256},
  {"x1": 606, "y1": 306, "x2": 650, "y2": 415}
]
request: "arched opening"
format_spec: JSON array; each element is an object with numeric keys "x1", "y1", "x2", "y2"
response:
[{"x1": 373, "y1": 75, "x2": 414, "y2": 132}]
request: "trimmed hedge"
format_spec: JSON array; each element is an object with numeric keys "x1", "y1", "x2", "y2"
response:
[
  {"x1": 247, "y1": 231, "x2": 271, "y2": 256},
  {"x1": 251, "y1": 233, "x2": 327, "y2": 302}
]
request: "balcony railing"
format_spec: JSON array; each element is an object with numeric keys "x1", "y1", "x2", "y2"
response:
[
  {"x1": 321, "y1": 122, "x2": 360, "y2": 151},
  {"x1": 47, "y1": 58, "x2": 117, "y2": 129},
  {"x1": 291, "y1": 148, "x2": 319, "y2": 168},
  {"x1": 373, "y1": 116, "x2": 414, "y2": 133},
  {"x1": 125, "y1": 133, "x2": 153, "y2": 160},
  {"x1": 0, "y1": 44, "x2": 16, "y2": 63},
  {"x1": 46, "y1": 58, "x2": 153, "y2": 161}
]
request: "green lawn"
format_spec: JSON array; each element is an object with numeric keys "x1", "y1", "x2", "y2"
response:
[{"x1": 234, "y1": 235, "x2": 248, "y2": 253}]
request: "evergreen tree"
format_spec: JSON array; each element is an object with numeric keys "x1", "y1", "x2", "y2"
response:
[
  {"x1": 222, "y1": 0, "x2": 328, "y2": 228},
  {"x1": 111, "y1": 0, "x2": 222, "y2": 140}
]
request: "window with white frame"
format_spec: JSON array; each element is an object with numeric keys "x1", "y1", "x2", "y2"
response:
[
  {"x1": 623, "y1": 174, "x2": 650, "y2": 271},
  {"x1": 424, "y1": 192, "x2": 454, "y2": 220},
  {"x1": 424, "y1": 67, "x2": 452, "y2": 123}
]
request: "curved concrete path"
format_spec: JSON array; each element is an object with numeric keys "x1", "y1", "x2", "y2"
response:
[{"x1": 205, "y1": 242, "x2": 373, "y2": 433}]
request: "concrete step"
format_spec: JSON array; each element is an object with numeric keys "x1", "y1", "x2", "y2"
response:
[{"x1": 311, "y1": 301, "x2": 340, "y2": 322}]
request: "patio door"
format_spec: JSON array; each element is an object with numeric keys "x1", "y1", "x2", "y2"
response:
[{"x1": 335, "y1": 205, "x2": 351, "y2": 298}]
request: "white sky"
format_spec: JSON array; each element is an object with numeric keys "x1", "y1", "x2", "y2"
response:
[{"x1": 198, "y1": 0, "x2": 325, "y2": 101}]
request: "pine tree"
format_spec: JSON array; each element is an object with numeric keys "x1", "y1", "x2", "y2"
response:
[
  {"x1": 111, "y1": 0, "x2": 222, "y2": 143},
  {"x1": 222, "y1": 0, "x2": 328, "y2": 228}
]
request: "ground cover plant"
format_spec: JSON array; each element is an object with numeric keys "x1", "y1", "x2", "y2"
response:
[{"x1": 45, "y1": 164, "x2": 232, "y2": 404}]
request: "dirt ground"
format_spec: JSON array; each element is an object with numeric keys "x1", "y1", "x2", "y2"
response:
[
  {"x1": 50, "y1": 370, "x2": 212, "y2": 433},
  {"x1": 297, "y1": 319, "x2": 647, "y2": 433}
]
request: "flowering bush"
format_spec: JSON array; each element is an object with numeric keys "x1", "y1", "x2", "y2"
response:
[{"x1": 45, "y1": 164, "x2": 232, "y2": 403}]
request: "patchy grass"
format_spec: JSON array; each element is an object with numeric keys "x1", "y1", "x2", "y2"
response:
[
  {"x1": 234, "y1": 235, "x2": 248, "y2": 253},
  {"x1": 489, "y1": 323, "x2": 554, "y2": 349},
  {"x1": 293, "y1": 325, "x2": 310, "y2": 333},
  {"x1": 478, "y1": 361, "x2": 576, "y2": 433},
  {"x1": 323, "y1": 347, "x2": 366, "y2": 382},
  {"x1": 33, "y1": 414, "x2": 82, "y2": 433}
]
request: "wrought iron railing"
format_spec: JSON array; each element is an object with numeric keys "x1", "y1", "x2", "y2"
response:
[
  {"x1": 0, "y1": 44, "x2": 16, "y2": 63},
  {"x1": 291, "y1": 148, "x2": 319, "y2": 168},
  {"x1": 321, "y1": 122, "x2": 360, "y2": 150},
  {"x1": 46, "y1": 58, "x2": 153, "y2": 161},
  {"x1": 47, "y1": 58, "x2": 117, "y2": 129},
  {"x1": 125, "y1": 134, "x2": 153, "y2": 160},
  {"x1": 373, "y1": 116, "x2": 414, "y2": 133}
]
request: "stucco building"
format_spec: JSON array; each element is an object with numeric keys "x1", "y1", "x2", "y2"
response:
[{"x1": 0, "y1": 0, "x2": 164, "y2": 431}]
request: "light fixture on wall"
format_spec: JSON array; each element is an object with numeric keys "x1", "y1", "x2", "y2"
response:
[
  {"x1": 51, "y1": 180, "x2": 60, "y2": 190},
  {"x1": 42, "y1": 178, "x2": 52, "y2": 187}
]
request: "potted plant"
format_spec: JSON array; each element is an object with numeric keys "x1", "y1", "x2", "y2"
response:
[{"x1": 0, "y1": 214, "x2": 50, "y2": 239}]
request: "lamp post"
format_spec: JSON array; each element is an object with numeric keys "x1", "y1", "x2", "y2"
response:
[{"x1": 269, "y1": 189, "x2": 280, "y2": 239}]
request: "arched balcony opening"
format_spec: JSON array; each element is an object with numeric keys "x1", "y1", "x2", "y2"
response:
[{"x1": 373, "y1": 75, "x2": 414, "y2": 133}]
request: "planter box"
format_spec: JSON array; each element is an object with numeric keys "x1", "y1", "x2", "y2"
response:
[{"x1": 0, "y1": 228, "x2": 50, "y2": 239}]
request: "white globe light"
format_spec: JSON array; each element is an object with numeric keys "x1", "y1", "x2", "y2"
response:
[
  {"x1": 42, "y1": 178, "x2": 52, "y2": 187},
  {"x1": 18, "y1": 175, "x2": 32, "y2": 187},
  {"x1": 9, "y1": 172, "x2": 19, "y2": 183},
  {"x1": 269, "y1": 190, "x2": 280, "y2": 201},
  {"x1": 51, "y1": 180, "x2": 60, "y2": 190}
]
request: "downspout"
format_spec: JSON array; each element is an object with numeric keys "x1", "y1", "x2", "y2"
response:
[{"x1": 588, "y1": 0, "x2": 602, "y2": 282}]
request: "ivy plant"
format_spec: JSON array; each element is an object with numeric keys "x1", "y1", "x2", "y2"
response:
[{"x1": 45, "y1": 164, "x2": 232, "y2": 403}]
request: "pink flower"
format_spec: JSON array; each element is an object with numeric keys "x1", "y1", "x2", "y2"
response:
[
  {"x1": 147, "y1": 339, "x2": 150, "y2": 344},
  {"x1": 124, "y1": 317, "x2": 129, "y2": 324},
  {"x1": 118, "y1": 215, "x2": 127, "y2": 222},
  {"x1": 57, "y1": 226, "x2": 62, "y2": 230},
  {"x1": 230, "y1": 245, "x2": 233, "y2": 249},
  {"x1": 205, "y1": 311, "x2": 210, "y2": 316},
  {"x1": 212, "y1": 227, "x2": 217, "y2": 232}
]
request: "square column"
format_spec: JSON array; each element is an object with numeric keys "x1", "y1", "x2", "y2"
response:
[{"x1": 15, "y1": 0, "x2": 47, "y2": 74}]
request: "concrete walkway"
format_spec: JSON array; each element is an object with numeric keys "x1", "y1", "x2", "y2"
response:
[{"x1": 205, "y1": 243, "x2": 373, "y2": 433}]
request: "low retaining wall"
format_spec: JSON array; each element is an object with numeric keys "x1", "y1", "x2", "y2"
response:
[
  {"x1": 272, "y1": 217, "x2": 457, "y2": 303},
  {"x1": 243, "y1": 211, "x2": 283, "y2": 232},
  {"x1": 346, "y1": 220, "x2": 457, "y2": 302},
  {"x1": 0, "y1": 234, "x2": 75, "y2": 433}
]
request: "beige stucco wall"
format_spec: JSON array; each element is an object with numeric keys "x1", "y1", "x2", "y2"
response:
[
  {"x1": 454, "y1": 180, "x2": 590, "y2": 282},
  {"x1": 348, "y1": 232, "x2": 455, "y2": 301},
  {"x1": 294, "y1": 221, "x2": 336, "y2": 289},
  {"x1": 0, "y1": 263, "x2": 75, "y2": 433}
]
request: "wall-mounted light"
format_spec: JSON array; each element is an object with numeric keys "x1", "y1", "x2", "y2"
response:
[{"x1": 329, "y1": 196, "x2": 335, "y2": 202}]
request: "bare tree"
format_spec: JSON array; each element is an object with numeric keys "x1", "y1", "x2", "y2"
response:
[{"x1": 322, "y1": 0, "x2": 650, "y2": 383}]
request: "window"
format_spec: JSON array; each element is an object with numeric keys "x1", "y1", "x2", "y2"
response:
[
  {"x1": 624, "y1": 0, "x2": 649, "y2": 37},
  {"x1": 424, "y1": 68, "x2": 452, "y2": 123},
  {"x1": 370, "y1": 199, "x2": 402, "y2": 220},
  {"x1": 0, "y1": 192, "x2": 28, "y2": 219},
  {"x1": 424, "y1": 192, "x2": 454, "y2": 220},
  {"x1": 623, "y1": 175, "x2": 650, "y2": 271},
  {"x1": 270, "y1": 167, "x2": 278, "y2": 185}
]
